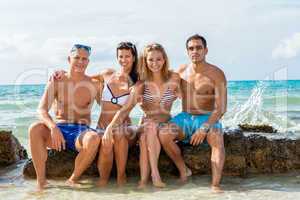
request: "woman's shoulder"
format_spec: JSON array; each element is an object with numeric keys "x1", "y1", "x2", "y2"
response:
[
  {"x1": 133, "y1": 80, "x2": 145, "y2": 88},
  {"x1": 130, "y1": 80, "x2": 145, "y2": 92}
]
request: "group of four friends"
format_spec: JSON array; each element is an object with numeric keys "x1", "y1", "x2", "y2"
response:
[{"x1": 28, "y1": 34, "x2": 227, "y2": 192}]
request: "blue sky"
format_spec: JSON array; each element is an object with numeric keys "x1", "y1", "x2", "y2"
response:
[{"x1": 0, "y1": 0, "x2": 299, "y2": 84}]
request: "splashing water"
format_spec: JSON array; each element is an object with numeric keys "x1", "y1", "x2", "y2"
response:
[{"x1": 222, "y1": 81, "x2": 300, "y2": 133}]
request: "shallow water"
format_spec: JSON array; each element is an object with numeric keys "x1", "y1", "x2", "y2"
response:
[{"x1": 1, "y1": 162, "x2": 299, "y2": 200}]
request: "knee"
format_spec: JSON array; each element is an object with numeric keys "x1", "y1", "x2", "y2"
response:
[
  {"x1": 143, "y1": 121, "x2": 158, "y2": 135},
  {"x1": 208, "y1": 131, "x2": 225, "y2": 150},
  {"x1": 85, "y1": 132, "x2": 101, "y2": 147},
  {"x1": 139, "y1": 133, "x2": 147, "y2": 144},
  {"x1": 158, "y1": 130, "x2": 172, "y2": 145},
  {"x1": 113, "y1": 129, "x2": 126, "y2": 142},
  {"x1": 100, "y1": 142, "x2": 113, "y2": 155},
  {"x1": 28, "y1": 121, "x2": 46, "y2": 138}
]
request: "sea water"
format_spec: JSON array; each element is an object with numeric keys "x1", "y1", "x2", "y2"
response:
[{"x1": 0, "y1": 80, "x2": 299, "y2": 199}]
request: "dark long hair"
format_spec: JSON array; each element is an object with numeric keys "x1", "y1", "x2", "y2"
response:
[{"x1": 116, "y1": 42, "x2": 138, "y2": 84}]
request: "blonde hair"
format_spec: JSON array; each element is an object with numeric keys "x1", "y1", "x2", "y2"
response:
[{"x1": 138, "y1": 43, "x2": 170, "y2": 81}]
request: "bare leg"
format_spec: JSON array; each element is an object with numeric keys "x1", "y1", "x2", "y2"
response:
[
  {"x1": 138, "y1": 133, "x2": 150, "y2": 189},
  {"x1": 97, "y1": 139, "x2": 114, "y2": 187},
  {"x1": 145, "y1": 121, "x2": 165, "y2": 188},
  {"x1": 67, "y1": 131, "x2": 101, "y2": 186},
  {"x1": 28, "y1": 122, "x2": 53, "y2": 190},
  {"x1": 206, "y1": 129, "x2": 225, "y2": 192},
  {"x1": 113, "y1": 128, "x2": 129, "y2": 186},
  {"x1": 159, "y1": 125, "x2": 189, "y2": 183}
]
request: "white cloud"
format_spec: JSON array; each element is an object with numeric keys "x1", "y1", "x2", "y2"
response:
[
  {"x1": 1, "y1": 0, "x2": 300, "y2": 83},
  {"x1": 272, "y1": 33, "x2": 300, "y2": 59}
]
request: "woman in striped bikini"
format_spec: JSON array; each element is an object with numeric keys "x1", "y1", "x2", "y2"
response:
[{"x1": 103, "y1": 43, "x2": 182, "y2": 188}]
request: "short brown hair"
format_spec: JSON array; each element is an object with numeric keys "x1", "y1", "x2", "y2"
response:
[{"x1": 186, "y1": 34, "x2": 207, "y2": 49}]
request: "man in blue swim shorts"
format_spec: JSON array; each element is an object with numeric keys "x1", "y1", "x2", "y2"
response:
[
  {"x1": 28, "y1": 44, "x2": 103, "y2": 190},
  {"x1": 159, "y1": 34, "x2": 227, "y2": 192}
]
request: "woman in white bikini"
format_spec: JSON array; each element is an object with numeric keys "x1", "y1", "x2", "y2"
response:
[
  {"x1": 103, "y1": 43, "x2": 184, "y2": 188},
  {"x1": 52, "y1": 42, "x2": 139, "y2": 187},
  {"x1": 96, "y1": 42, "x2": 139, "y2": 187}
]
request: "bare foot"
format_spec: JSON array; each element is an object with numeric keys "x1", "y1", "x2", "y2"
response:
[
  {"x1": 137, "y1": 180, "x2": 148, "y2": 189},
  {"x1": 37, "y1": 180, "x2": 49, "y2": 191},
  {"x1": 178, "y1": 174, "x2": 188, "y2": 184},
  {"x1": 96, "y1": 179, "x2": 109, "y2": 187},
  {"x1": 178, "y1": 167, "x2": 192, "y2": 184},
  {"x1": 211, "y1": 185, "x2": 224, "y2": 193},
  {"x1": 186, "y1": 167, "x2": 192, "y2": 177},
  {"x1": 117, "y1": 175, "x2": 127, "y2": 187},
  {"x1": 153, "y1": 180, "x2": 166, "y2": 188},
  {"x1": 65, "y1": 179, "x2": 81, "y2": 188},
  {"x1": 177, "y1": 166, "x2": 192, "y2": 185}
]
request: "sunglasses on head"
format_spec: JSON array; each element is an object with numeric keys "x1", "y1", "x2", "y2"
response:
[
  {"x1": 146, "y1": 43, "x2": 163, "y2": 49},
  {"x1": 71, "y1": 44, "x2": 92, "y2": 55}
]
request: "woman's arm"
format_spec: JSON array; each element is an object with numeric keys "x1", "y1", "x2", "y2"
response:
[{"x1": 102, "y1": 81, "x2": 144, "y2": 144}]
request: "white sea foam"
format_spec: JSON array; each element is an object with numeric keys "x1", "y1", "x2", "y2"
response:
[{"x1": 222, "y1": 81, "x2": 300, "y2": 133}]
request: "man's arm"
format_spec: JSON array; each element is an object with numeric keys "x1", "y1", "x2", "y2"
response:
[
  {"x1": 37, "y1": 80, "x2": 57, "y2": 129},
  {"x1": 37, "y1": 80, "x2": 66, "y2": 151},
  {"x1": 169, "y1": 71, "x2": 182, "y2": 98},
  {"x1": 206, "y1": 69, "x2": 227, "y2": 127}
]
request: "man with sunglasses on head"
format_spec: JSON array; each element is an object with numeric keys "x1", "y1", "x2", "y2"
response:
[
  {"x1": 28, "y1": 44, "x2": 103, "y2": 190},
  {"x1": 159, "y1": 34, "x2": 227, "y2": 192}
]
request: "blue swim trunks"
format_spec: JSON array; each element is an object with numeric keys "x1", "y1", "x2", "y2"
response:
[
  {"x1": 169, "y1": 112, "x2": 222, "y2": 144},
  {"x1": 56, "y1": 123, "x2": 95, "y2": 151}
]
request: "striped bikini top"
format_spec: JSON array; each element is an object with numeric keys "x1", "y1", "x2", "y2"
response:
[{"x1": 143, "y1": 84, "x2": 177, "y2": 105}]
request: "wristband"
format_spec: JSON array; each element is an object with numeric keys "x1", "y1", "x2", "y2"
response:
[{"x1": 199, "y1": 123, "x2": 211, "y2": 133}]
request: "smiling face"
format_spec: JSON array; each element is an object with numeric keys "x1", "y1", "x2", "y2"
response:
[
  {"x1": 117, "y1": 49, "x2": 134, "y2": 73},
  {"x1": 138, "y1": 43, "x2": 170, "y2": 81},
  {"x1": 68, "y1": 48, "x2": 90, "y2": 74},
  {"x1": 187, "y1": 39, "x2": 208, "y2": 64},
  {"x1": 146, "y1": 50, "x2": 165, "y2": 73}
]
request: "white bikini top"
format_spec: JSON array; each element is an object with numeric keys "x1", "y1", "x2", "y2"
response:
[{"x1": 101, "y1": 81, "x2": 130, "y2": 106}]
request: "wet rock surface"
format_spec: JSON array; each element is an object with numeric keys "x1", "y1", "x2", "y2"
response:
[
  {"x1": 0, "y1": 131, "x2": 28, "y2": 166},
  {"x1": 23, "y1": 129, "x2": 300, "y2": 178},
  {"x1": 238, "y1": 124, "x2": 277, "y2": 133}
]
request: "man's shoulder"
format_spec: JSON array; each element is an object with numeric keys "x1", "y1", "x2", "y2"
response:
[
  {"x1": 177, "y1": 64, "x2": 189, "y2": 74},
  {"x1": 84, "y1": 75, "x2": 103, "y2": 91},
  {"x1": 49, "y1": 73, "x2": 68, "y2": 85},
  {"x1": 90, "y1": 75, "x2": 103, "y2": 85},
  {"x1": 89, "y1": 73, "x2": 104, "y2": 83},
  {"x1": 169, "y1": 71, "x2": 181, "y2": 82},
  {"x1": 206, "y1": 63, "x2": 226, "y2": 82}
]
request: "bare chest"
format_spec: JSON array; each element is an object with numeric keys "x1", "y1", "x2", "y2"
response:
[
  {"x1": 184, "y1": 74, "x2": 215, "y2": 95},
  {"x1": 57, "y1": 84, "x2": 96, "y2": 108}
]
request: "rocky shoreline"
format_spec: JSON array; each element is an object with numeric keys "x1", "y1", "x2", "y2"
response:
[
  {"x1": 0, "y1": 130, "x2": 27, "y2": 166},
  {"x1": 1, "y1": 128, "x2": 299, "y2": 179},
  {"x1": 21, "y1": 127, "x2": 300, "y2": 178}
]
